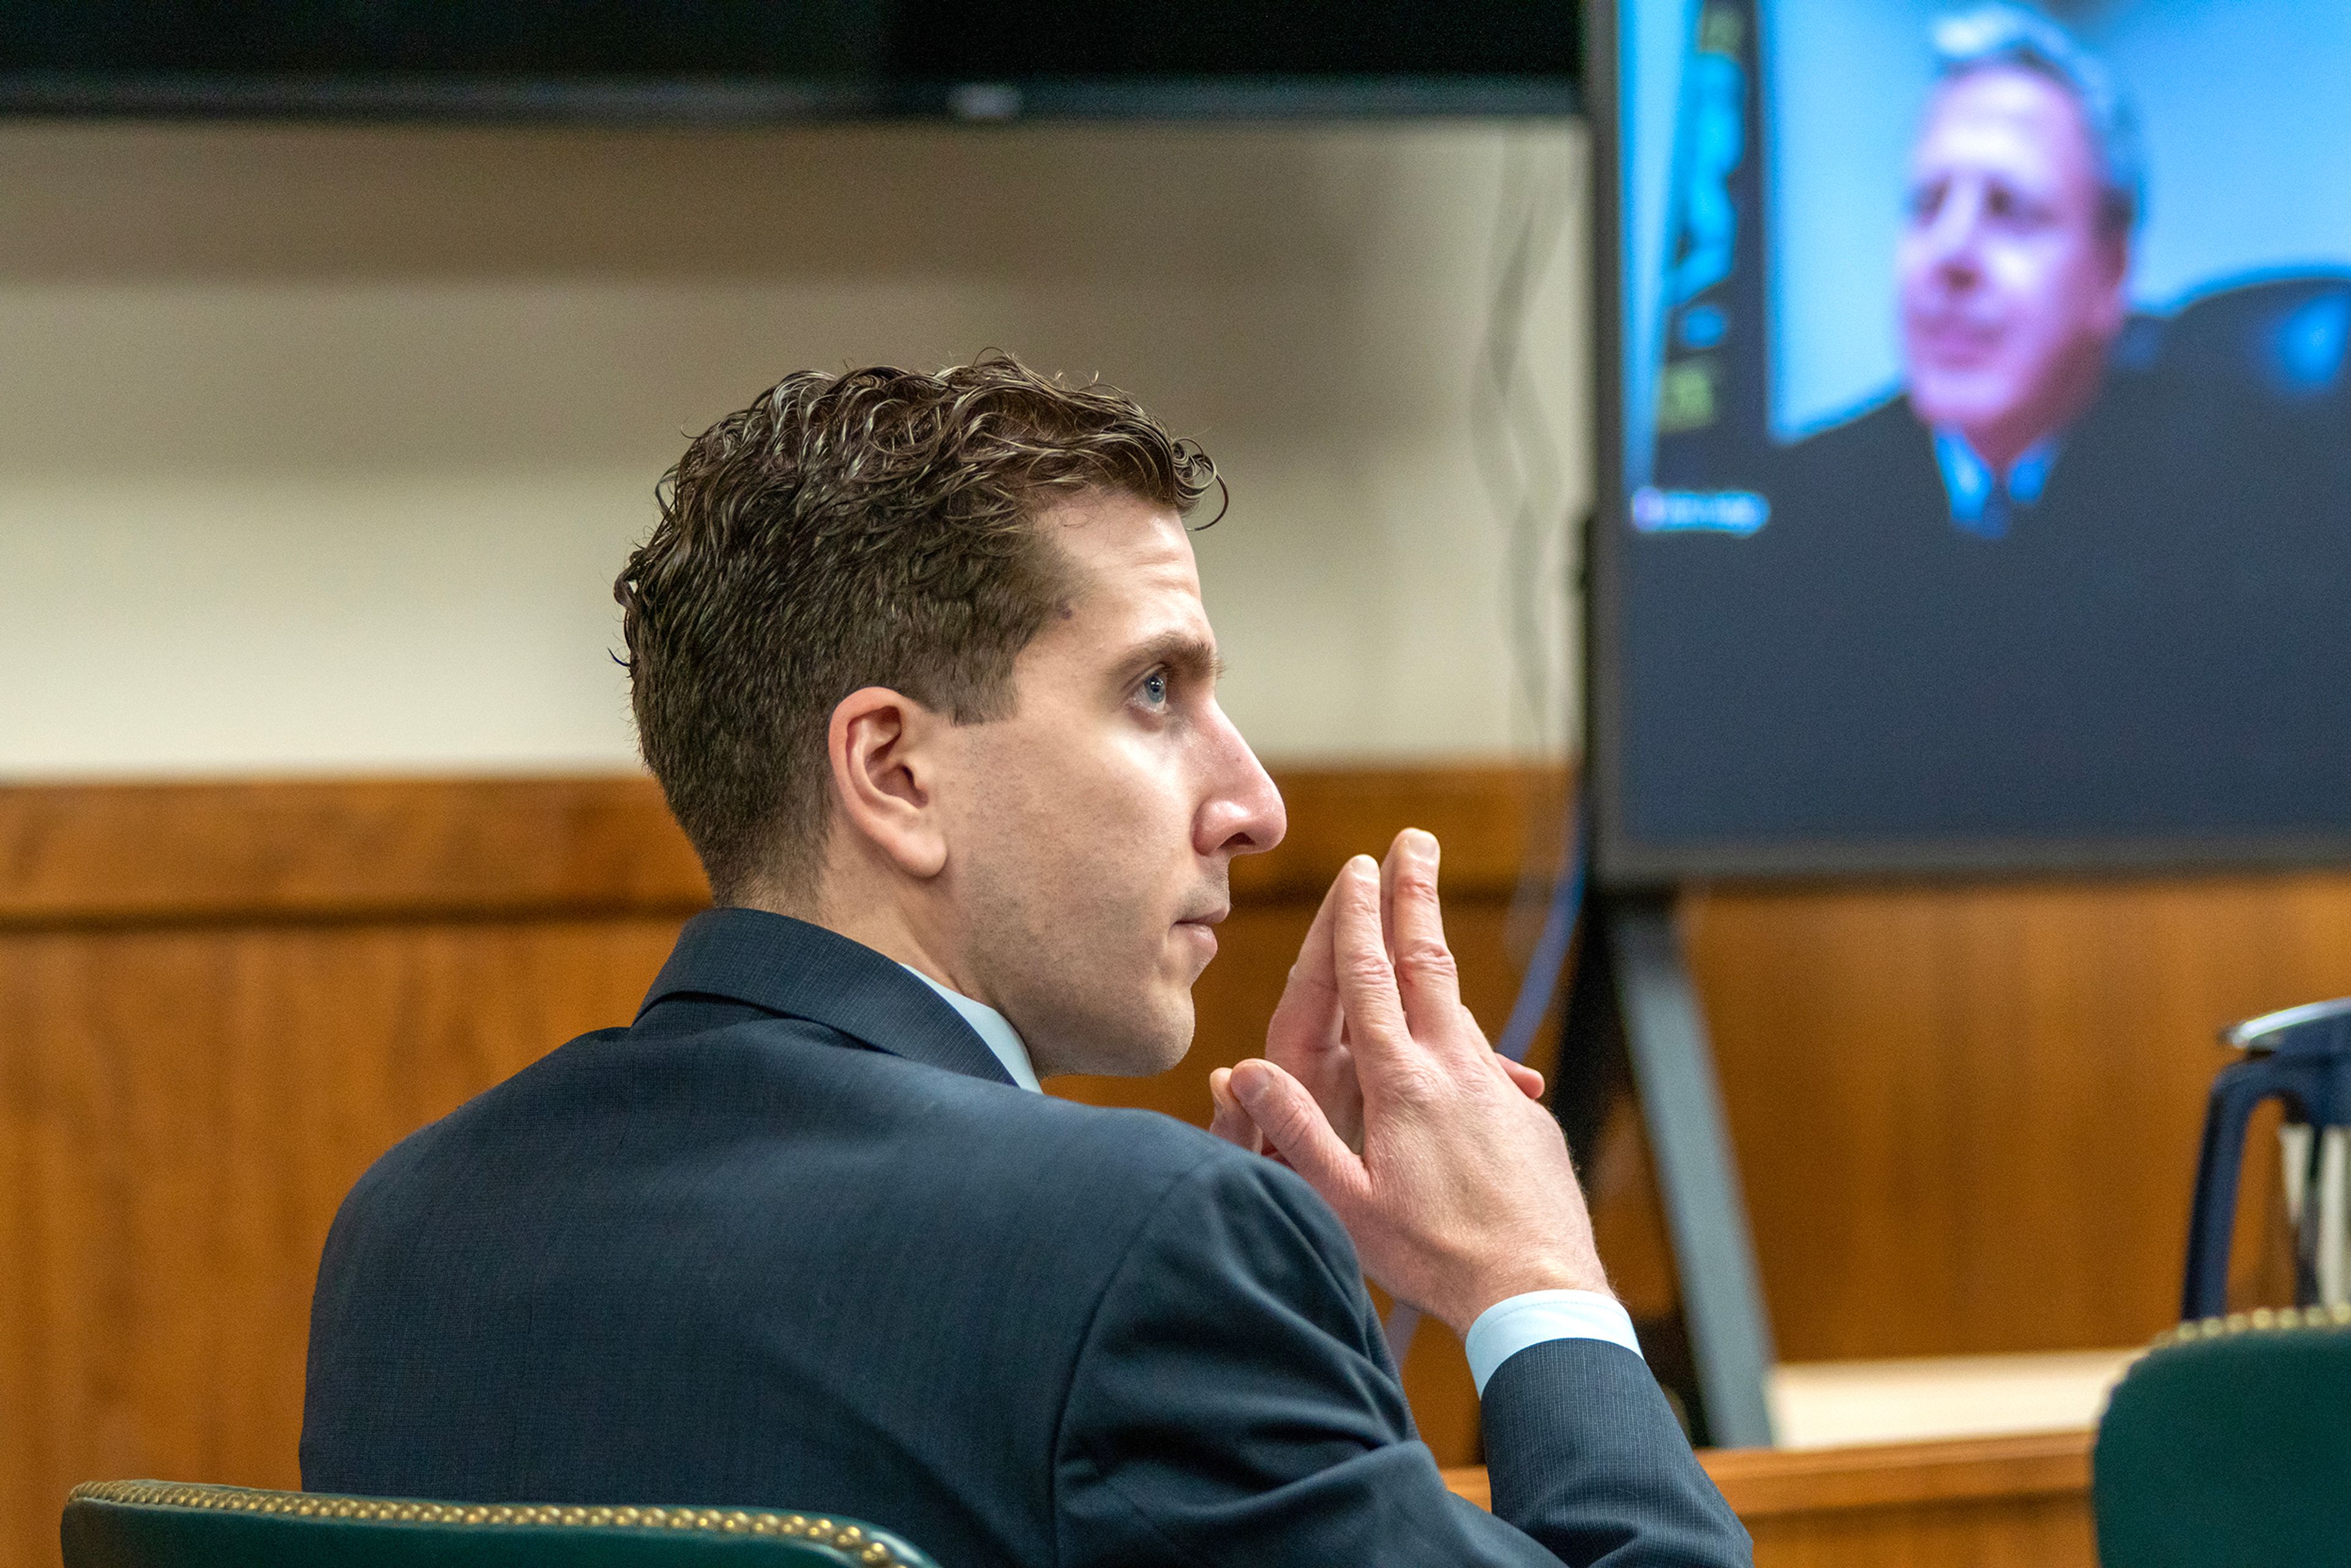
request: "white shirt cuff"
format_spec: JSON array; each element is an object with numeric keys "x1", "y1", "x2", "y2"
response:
[{"x1": 1464, "y1": 1289, "x2": 1643, "y2": 1394}]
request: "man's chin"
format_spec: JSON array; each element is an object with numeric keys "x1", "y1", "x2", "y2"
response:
[
  {"x1": 1128, "y1": 988, "x2": 1196, "y2": 1075},
  {"x1": 1908, "y1": 376, "x2": 2019, "y2": 435},
  {"x1": 1037, "y1": 994, "x2": 1194, "y2": 1079}
]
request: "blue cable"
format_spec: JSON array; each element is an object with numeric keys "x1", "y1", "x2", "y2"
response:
[{"x1": 1496, "y1": 789, "x2": 1588, "y2": 1064}]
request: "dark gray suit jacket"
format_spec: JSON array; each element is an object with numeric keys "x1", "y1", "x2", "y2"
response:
[{"x1": 302, "y1": 907, "x2": 1749, "y2": 1566}]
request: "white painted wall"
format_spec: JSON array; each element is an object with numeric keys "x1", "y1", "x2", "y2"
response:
[{"x1": 0, "y1": 119, "x2": 1586, "y2": 777}]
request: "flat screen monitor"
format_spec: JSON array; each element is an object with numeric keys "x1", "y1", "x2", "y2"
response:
[
  {"x1": 0, "y1": 2, "x2": 1578, "y2": 119},
  {"x1": 1592, "y1": 0, "x2": 2351, "y2": 884}
]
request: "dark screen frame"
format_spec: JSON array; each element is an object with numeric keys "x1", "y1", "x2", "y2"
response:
[
  {"x1": 0, "y1": 72, "x2": 1577, "y2": 122},
  {"x1": 0, "y1": 0, "x2": 1584, "y2": 119},
  {"x1": 1584, "y1": 0, "x2": 2351, "y2": 890}
]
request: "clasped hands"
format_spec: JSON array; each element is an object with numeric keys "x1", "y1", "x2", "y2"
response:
[{"x1": 1209, "y1": 828, "x2": 1611, "y2": 1337}]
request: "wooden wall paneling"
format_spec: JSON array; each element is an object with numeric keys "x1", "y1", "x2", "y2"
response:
[
  {"x1": 0, "y1": 918, "x2": 690, "y2": 1568},
  {"x1": 1224, "y1": 763, "x2": 1569, "y2": 904},
  {"x1": 0, "y1": 779, "x2": 709, "y2": 928},
  {"x1": 1689, "y1": 876, "x2": 2351, "y2": 1360},
  {"x1": 0, "y1": 766, "x2": 1556, "y2": 929},
  {"x1": 0, "y1": 952, "x2": 26, "y2": 1566}
]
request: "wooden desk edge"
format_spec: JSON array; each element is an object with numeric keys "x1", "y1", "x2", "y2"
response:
[{"x1": 1442, "y1": 1427, "x2": 2093, "y2": 1519}]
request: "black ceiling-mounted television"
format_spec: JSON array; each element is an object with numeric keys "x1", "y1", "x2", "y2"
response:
[
  {"x1": 1591, "y1": 0, "x2": 2351, "y2": 886},
  {"x1": 0, "y1": 2, "x2": 1579, "y2": 120}
]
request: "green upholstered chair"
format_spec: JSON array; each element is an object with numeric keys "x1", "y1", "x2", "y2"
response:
[
  {"x1": 2092, "y1": 1305, "x2": 2351, "y2": 1566},
  {"x1": 62, "y1": 1481, "x2": 938, "y2": 1568}
]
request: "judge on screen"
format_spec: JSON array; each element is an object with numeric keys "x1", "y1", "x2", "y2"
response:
[
  {"x1": 1785, "y1": 4, "x2": 2141, "y2": 540},
  {"x1": 1624, "y1": 3, "x2": 2351, "y2": 847}
]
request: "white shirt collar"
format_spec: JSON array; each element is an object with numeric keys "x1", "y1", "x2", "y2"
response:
[{"x1": 896, "y1": 963, "x2": 1041, "y2": 1092}]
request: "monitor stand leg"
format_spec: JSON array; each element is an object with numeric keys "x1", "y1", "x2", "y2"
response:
[{"x1": 1559, "y1": 887, "x2": 1777, "y2": 1447}]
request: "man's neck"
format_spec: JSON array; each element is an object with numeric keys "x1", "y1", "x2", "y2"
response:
[
  {"x1": 738, "y1": 880, "x2": 988, "y2": 1013},
  {"x1": 893, "y1": 962, "x2": 1043, "y2": 1092},
  {"x1": 736, "y1": 882, "x2": 1042, "y2": 1089},
  {"x1": 1954, "y1": 352, "x2": 2109, "y2": 476}
]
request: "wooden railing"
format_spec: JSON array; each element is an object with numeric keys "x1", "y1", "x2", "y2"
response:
[{"x1": 1447, "y1": 1429, "x2": 2098, "y2": 1567}]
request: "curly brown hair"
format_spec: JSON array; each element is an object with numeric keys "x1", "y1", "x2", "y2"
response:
[{"x1": 615, "y1": 354, "x2": 1219, "y2": 902}]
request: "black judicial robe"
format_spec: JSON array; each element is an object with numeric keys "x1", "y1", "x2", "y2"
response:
[
  {"x1": 301, "y1": 907, "x2": 1749, "y2": 1568},
  {"x1": 1622, "y1": 372, "x2": 2351, "y2": 853}
]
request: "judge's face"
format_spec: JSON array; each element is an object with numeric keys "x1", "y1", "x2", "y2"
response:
[
  {"x1": 933, "y1": 491, "x2": 1284, "y2": 1078},
  {"x1": 1899, "y1": 65, "x2": 2129, "y2": 467}
]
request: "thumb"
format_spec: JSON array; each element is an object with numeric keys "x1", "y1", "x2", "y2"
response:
[
  {"x1": 1207, "y1": 1067, "x2": 1264, "y2": 1154},
  {"x1": 1229, "y1": 1059, "x2": 1367, "y2": 1205},
  {"x1": 1502, "y1": 1058, "x2": 1546, "y2": 1100}
]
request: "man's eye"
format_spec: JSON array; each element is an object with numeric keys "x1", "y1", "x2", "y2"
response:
[
  {"x1": 1983, "y1": 183, "x2": 2048, "y2": 229},
  {"x1": 1139, "y1": 671, "x2": 1169, "y2": 707}
]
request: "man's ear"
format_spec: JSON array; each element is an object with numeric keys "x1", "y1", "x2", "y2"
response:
[
  {"x1": 827, "y1": 686, "x2": 949, "y2": 880},
  {"x1": 2095, "y1": 235, "x2": 2133, "y2": 331}
]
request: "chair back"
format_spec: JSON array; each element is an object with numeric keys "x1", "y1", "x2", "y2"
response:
[
  {"x1": 2092, "y1": 1308, "x2": 2351, "y2": 1566},
  {"x1": 62, "y1": 1482, "x2": 937, "y2": 1568},
  {"x1": 2181, "y1": 997, "x2": 2351, "y2": 1319}
]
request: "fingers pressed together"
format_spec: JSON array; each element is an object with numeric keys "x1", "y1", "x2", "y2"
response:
[{"x1": 1205, "y1": 827, "x2": 1607, "y2": 1328}]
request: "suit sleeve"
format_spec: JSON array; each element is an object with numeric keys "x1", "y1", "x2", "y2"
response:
[{"x1": 1051, "y1": 1149, "x2": 1750, "y2": 1567}]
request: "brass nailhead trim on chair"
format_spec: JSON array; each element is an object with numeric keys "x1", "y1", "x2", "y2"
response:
[
  {"x1": 67, "y1": 1482, "x2": 902, "y2": 1566},
  {"x1": 2154, "y1": 1300, "x2": 2351, "y2": 1349}
]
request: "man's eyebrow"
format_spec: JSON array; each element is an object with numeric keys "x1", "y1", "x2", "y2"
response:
[{"x1": 1121, "y1": 629, "x2": 1226, "y2": 683}]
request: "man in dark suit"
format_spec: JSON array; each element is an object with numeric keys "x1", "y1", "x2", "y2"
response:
[{"x1": 301, "y1": 356, "x2": 1749, "y2": 1566}]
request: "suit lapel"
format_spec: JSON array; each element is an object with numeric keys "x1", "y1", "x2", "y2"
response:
[{"x1": 637, "y1": 907, "x2": 1017, "y2": 1088}]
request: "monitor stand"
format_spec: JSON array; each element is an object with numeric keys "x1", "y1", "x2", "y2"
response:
[{"x1": 1558, "y1": 888, "x2": 1777, "y2": 1447}]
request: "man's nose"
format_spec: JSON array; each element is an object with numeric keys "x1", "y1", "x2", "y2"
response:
[
  {"x1": 1926, "y1": 184, "x2": 1985, "y2": 277},
  {"x1": 1194, "y1": 708, "x2": 1286, "y2": 861}
]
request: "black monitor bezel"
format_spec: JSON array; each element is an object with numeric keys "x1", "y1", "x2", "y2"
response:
[{"x1": 0, "y1": 72, "x2": 1579, "y2": 123}]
